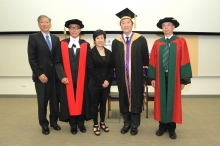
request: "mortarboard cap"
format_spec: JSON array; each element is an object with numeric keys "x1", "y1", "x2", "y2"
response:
[{"x1": 116, "y1": 8, "x2": 137, "y2": 28}]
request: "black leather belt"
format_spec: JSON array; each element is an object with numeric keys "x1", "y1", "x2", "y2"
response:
[{"x1": 165, "y1": 72, "x2": 168, "y2": 76}]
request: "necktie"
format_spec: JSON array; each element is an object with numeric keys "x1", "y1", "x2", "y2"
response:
[
  {"x1": 46, "y1": 35, "x2": 52, "y2": 52},
  {"x1": 71, "y1": 43, "x2": 76, "y2": 54},
  {"x1": 125, "y1": 37, "x2": 129, "y2": 44},
  {"x1": 163, "y1": 38, "x2": 169, "y2": 71}
]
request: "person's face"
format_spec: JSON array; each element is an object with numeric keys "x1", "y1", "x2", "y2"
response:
[
  {"x1": 120, "y1": 18, "x2": 133, "y2": 34},
  {"x1": 68, "y1": 24, "x2": 81, "y2": 38},
  {"x1": 162, "y1": 22, "x2": 175, "y2": 36},
  {"x1": 94, "y1": 34, "x2": 105, "y2": 47},
  {"x1": 38, "y1": 17, "x2": 51, "y2": 34}
]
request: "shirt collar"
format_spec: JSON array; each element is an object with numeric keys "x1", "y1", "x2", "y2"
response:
[
  {"x1": 123, "y1": 32, "x2": 133, "y2": 40},
  {"x1": 69, "y1": 36, "x2": 80, "y2": 48},
  {"x1": 41, "y1": 31, "x2": 50, "y2": 38},
  {"x1": 70, "y1": 36, "x2": 79, "y2": 42},
  {"x1": 165, "y1": 34, "x2": 173, "y2": 39}
]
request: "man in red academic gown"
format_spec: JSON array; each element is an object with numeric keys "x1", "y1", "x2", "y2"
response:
[
  {"x1": 55, "y1": 19, "x2": 91, "y2": 135},
  {"x1": 148, "y1": 17, "x2": 192, "y2": 139}
]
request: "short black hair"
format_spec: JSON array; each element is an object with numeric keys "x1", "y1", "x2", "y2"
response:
[{"x1": 93, "y1": 29, "x2": 106, "y2": 41}]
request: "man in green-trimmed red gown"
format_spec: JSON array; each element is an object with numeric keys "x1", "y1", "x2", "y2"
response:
[
  {"x1": 147, "y1": 17, "x2": 192, "y2": 139},
  {"x1": 55, "y1": 19, "x2": 91, "y2": 135}
]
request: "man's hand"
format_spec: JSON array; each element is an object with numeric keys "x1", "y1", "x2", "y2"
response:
[
  {"x1": 181, "y1": 84, "x2": 185, "y2": 90},
  {"x1": 102, "y1": 80, "x2": 109, "y2": 88},
  {"x1": 61, "y1": 77, "x2": 69, "y2": 84},
  {"x1": 151, "y1": 80, "x2": 155, "y2": 88},
  {"x1": 39, "y1": 74, "x2": 48, "y2": 83}
]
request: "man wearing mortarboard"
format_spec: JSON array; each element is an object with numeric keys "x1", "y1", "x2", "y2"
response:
[
  {"x1": 147, "y1": 17, "x2": 192, "y2": 139},
  {"x1": 111, "y1": 8, "x2": 149, "y2": 135},
  {"x1": 55, "y1": 19, "x2": 92, "y2": 135}
]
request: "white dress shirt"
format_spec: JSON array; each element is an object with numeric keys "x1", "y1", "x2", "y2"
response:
[
  {"x1": 123, "y1": 32, "x2": 133, "y2": 42},
  {"x1": 68, "y1": 36, "x2": 80, "y2": 54}
]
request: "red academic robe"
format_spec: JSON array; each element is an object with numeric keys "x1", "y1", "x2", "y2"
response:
[
  {"x1": 55, "y1": 38, "x2": 92, "y2": 122},
  {"x1": 148, "y1": 35, "x2": 192, "y2": 124}
]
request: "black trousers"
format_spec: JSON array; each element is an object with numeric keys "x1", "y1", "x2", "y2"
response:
[
  {"x1": 159, "y1": 121, "x2": 176, "y2": 133},
  {"x1": 89, "y1": 84, "x2": 109, "y2": 125},
  {"x1": 69, "y1": 115, "x2": 85, "y2": 128},
  {"x1": 120, "y1": 83, "x2": 141, "y2": 128},
  {"x1": 35, "y1": 81, "x2": 59, "y2": 128},
  {"x1": 122, "y1": 112, "x2": 141, "y2": 128},
  {"x1": 159, "y1": 72, "x2": 176, "y2": 132}
]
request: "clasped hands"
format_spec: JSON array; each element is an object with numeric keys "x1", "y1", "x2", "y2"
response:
[
  {"x1": 61, "y1": 77, "x2": 69, "y2": 84},
  {"x1": 151, "y1": 80, "x2": 185, "y2": 90},
  {"x1": 39, "y1": 74, "x2": 48, "y2": 83},
  {"x1": 102, "y1": 80, "x2": 109, "y2": 88},
  {"x1": 60, "y1": 77, "x2": 109, "y2": 88}
]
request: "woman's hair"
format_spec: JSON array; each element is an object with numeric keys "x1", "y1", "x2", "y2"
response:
[{"x1": 93, "y1": 29, "x2": 106, "y2": 41}]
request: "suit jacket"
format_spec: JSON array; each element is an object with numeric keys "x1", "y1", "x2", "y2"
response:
[
  {"x1": 87, "y1": 46, "x2": 114, "y2": 87},
  {"x1": 28, "y1": 32, "x2": 60, "y2": 82}
]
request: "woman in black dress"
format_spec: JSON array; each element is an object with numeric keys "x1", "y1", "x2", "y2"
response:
[{"x1": 87, "y1": 29, "x2": 113, "y2": 136}]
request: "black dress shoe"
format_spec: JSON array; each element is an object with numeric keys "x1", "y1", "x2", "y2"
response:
[
  {"x1": 70, "y1": 127, "x2": 78, "y2": 135},
  {"x1": 79, "y1": 126, "x2": 86, "y2": 133},
  {"x1": 156, "y1": 129, "x2": 167, "y2": 136},
  {"x1": 120, "y1": 125, "x2": 131, "y2": 134},
  {"x1": 130, "y1": 127, "x2": 138, "y2": 135},
  {"x1": 169, "y1": 132, "x2": 177, "y2": 139},
  {"x1": 42, "y1": 127, "x2": 50, "y2": 135},
  {"x1": 51, "y1": 124, "x2": 61, "y2": 130}
]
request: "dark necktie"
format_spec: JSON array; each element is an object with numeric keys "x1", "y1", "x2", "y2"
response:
[
  {"x1": 46, "y1": 35, "x2": 52, "y2": 52},
  {"x1": 163, "y1": 38, "x2": 169, "y2": 71},
  {"x1": 125, "y1": 36, "x2": 129, "y2": 44}
]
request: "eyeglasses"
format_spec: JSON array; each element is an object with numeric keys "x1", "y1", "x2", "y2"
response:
[{"x1": 69, "y1": 26, "x2": 80, "y2": 30}]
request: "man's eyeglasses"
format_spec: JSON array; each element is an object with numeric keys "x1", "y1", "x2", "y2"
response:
[{"x1": 69, "y1": 26, "x2": 80, "y2": 30}]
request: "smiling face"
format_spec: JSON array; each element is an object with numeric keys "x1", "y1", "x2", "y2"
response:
[
  {"x1": 162, "y1": 22, "x2": 175, "y2": 36},
  {"x1": 120, "y1": 18, "x2": 133, "y2": 35},
  {"x1": 38, "y1": 16, "x2": 51, "y2": 34},
  {"x1": 68, "y1": 24, "x2": 81, "y2": 38},
  {"x1": 94, "y1": 34, "x2": 105, "y2": 47}
]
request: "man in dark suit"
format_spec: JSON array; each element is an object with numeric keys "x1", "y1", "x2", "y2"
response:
[
  {"x1": 55, "y1": 19, "x2": 92, "y2": 135},
  {"x1": 28, "y1": 15, "x2": 61, "y2": 135}
]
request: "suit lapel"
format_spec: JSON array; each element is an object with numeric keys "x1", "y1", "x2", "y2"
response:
[
  {"x1": 104, "y1": 48, "x2": 110, "y2": 64},
  {"x1": 50, "y1": 34, "x2": 57, "y2": 54},
  {"x1": 93, "y1": 46, "x2": 109, "y2": 65},
  {"x1": 38, "y1": 32, "x2": 51, "y2": 53}
]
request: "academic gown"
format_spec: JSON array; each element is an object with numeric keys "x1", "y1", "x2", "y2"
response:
[
  {"x1": 148, "y1": 36, "x2": 192, "y2": 124},
  {"x1": 55, "y1": 38, "x2": 92, "y2": 122},
  {"x1": 111, "y1": 33, "x2": 149, "y2": 114}
]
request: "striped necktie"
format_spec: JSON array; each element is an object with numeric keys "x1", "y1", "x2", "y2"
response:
[{"x1": 163, "y1": 38, "x2": 170, "y2": 71}]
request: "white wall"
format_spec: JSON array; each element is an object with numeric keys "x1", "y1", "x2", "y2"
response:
[
  {"x1": 0, "y1": 0, "x2": 220, "y2": 32},
  {"x1": 0, "y1": 34, "x2": 220, "y2": 95},
  {"x1": 0, "y1": 77, "x2": 219, "y2": 96}
]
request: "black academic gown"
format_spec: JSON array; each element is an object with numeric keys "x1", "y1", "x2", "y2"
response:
[
  {"x1": 111, "y1": 33, "x2": 149, "y2": 114},
  {"x1": 55, "y1": 38, "x2": 92, "y2": 122}
]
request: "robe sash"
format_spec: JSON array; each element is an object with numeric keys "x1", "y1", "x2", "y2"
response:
[{"x1": 61, "y1": 41, "x2": 87, "y2": 116}]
